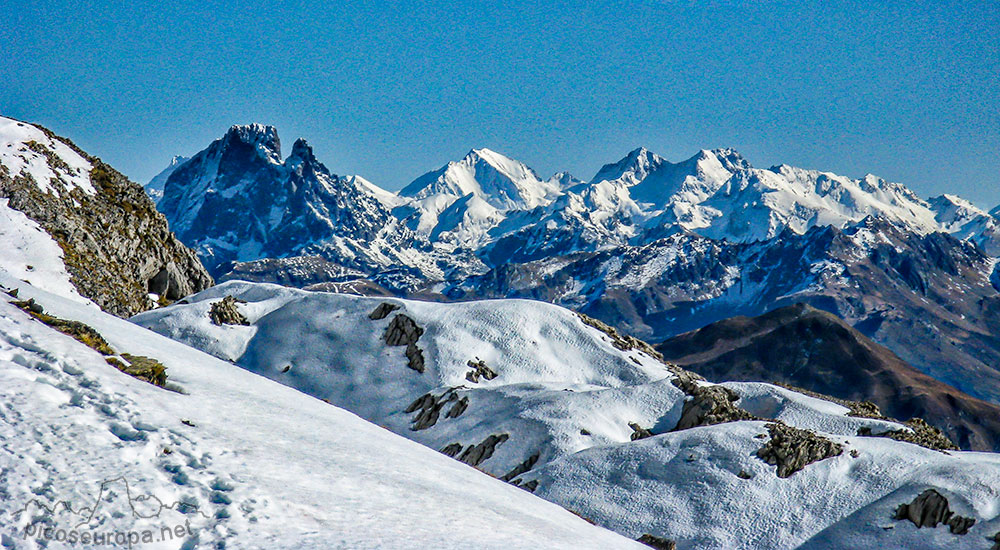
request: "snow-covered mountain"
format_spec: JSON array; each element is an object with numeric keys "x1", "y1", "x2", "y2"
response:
[
  {"x1": 155, "y1": 124, "x2": 449, "y2": 289},
  {"x1": 0, "y1": 115, "x2": 211, "y2": 316},
  {"x1": 0, "y1": 276, "x2": 640, "y2": 549},
  {"x1": 134, "y1": 280, "x2": 1000, "y2": 549},
  {"x1": 394, "y1": 148, "x2": 567, "y2": 248},
  {"x1": 145, "y1": 155, "x2": 189, "y2": 203}
]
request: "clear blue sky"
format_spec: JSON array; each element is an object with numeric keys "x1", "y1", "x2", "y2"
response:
[{"x1": 2, "y1": 1, "x2": 998, "y2": 206}]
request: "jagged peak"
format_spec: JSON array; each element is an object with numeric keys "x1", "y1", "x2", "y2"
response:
[{"x1": 223, "y1": 123, "x2": 282, "y2": 163}]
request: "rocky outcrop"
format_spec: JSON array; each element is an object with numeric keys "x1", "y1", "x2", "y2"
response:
[
  {"x1": 384, "y1": 313, "x2": 426, "y2": 373},
  {"x1": 501, "y1": 453, "x2": 540, "y2": 482},
  {"x1": 368, "y1": 302, "x2": 400, "y2": 320},
  {"x1": 672, "y1": 373, "x2": 756, "y2": 431},
  {"x1": 756, "y1": 422, "x2": 843, "y2": 478},
  {"x1": 629, "y1": 423, "x2": 653, "y2": 441},
  {"x1": 14, "y1": 299, "x2": 114, "y2": 355},
  {"x1": 405, "y1": 389, "x2": 464, "y2": 430},
  {"x1": 636, "y1": 534, "x2": 676, "y2": 550},
  {"x1": 465, "y1": 358, "x2": 497, "y2": 383},
  {"x1": 577, "y1": 312, "x2": 664, "y2": 360},
  {"x1": 458, "y1": 434, "x2": 509, "y2": 467},
  {"x1": 858, "y1": 418, "x2": 959, "y2": 452},
  {"x1": 209, "y1": 295, "x2": 249, "y2": 326},
  {"x1": 0, "y1": 119, "x2": 212, "y2": 316},
  {"x1": 893, "y1": 489, "x2": 975, "y2": 535}
]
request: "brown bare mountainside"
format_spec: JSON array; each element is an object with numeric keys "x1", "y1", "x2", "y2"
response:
[{"x1": 657, "y1": 303, "x2": 1000, "y2": 452}]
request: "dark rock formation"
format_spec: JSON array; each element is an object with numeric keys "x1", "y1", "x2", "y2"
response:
[
  {"x1": 501, "y1": 453, "x2": 540, "y2": 482},
  {"x1": 440, "y1": 443, "x2": 463, "y2": 458},
  {"x1": 894, "y1": 489, "x2": 975, "y2": 535},
  {"x1": 0, "y1": 120, "x2": 212, "y2": 316},
  {"x1": 465, "y1": 358, "x2": 497, "y2": 383},
  {"x1": 636, "y1": 534, "x2": 676, "y2": 550},
  {"x1": 209, "y1": 295, "x2": 249, "y2": 326},
  {"x1": 383, "y1": 314, "x2": 426, "y2": 373},
  {"x1": 458, "y1": 434, "x2": 509, "y2": 467},
  {"x1": 672, "y1": 373, "x2": 757, "y2": 431},
  {"x1": 756, "y1": 422, "x2": 843, "y2": 478},
  {"x1": 114, "y1": 354, "x2": 168, "y2": 387},
  {"x1": 368, "y1": 302, "x2": 400, "y2": 320},
  {"x1": 405, "y1": 389, "x2": 463, "y2": 430}
]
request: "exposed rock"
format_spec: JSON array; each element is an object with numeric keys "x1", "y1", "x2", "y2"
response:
[
  {"x1": 894, "y1": 489, "x2": 976, "y2": 535},
  {"x1": 990, "y1": 531, "x2": 1000, "y2": 550},
  {"x1": 405, "y1": 389, "x2": 461, "y2": 431},
  {"x1": 445, "y1": 396, "x2": 469, "y2": 419},
  {"x1": 737, "y1": 470, "x2": 753, "y2": 480},
  {"x1": 756, "y1": 422, "x2": 843, "y2": 478},
  {"x1": 858, "y1": 418, "x2": 959, "y2": 452},
  {"x1": 501, "y1": 453, "x2": 540, "y2": 482},
  {"x1": 577, "y1": 312, "x2": 664, "y2": 360},
  {"x1": 384, "y1": 314, "x2": 426, "y2": 373},
  {"x1": 0, "y1": 121, "x2": 212, "y2": 316},
  {"x1": 209, "y1": 295, "x2": 249, "y2": 326},
  {"x1": 384, "y1": 313, "x2": 424, "y2": 345},
  {"x1": 404, "y1": 342, "x2": 425, "y2": 373},
  {"x1": 629, "y1": 422, "x2": 653, "y2": 441},
  {"x1": 511, "y1": 479, "x2": 539, "y2": 493},
  {"x1": 14, "y1": 300, "x2": 115, "y2": 355},
  {"x1": 458, "y1": 434, "x2": 509, "y2": 467},
  {"x1": 440, "y1": 443, "x2": 463, "y2": 458},
  {"x1": 109, "y1": 354, "x2": 168, "y2": 387},
  {"x1": 465, "y1": 358, "x2": 498, "y2": 383},
  {"x1": 368, "y1": 302, "x2": 400, "y2": 320},
  {"x1": 636, "y1": 534, "x2": 676, "y2": 550},
  {"x1": 672, "y1": 373, "x2": 757, "y2": 431}
]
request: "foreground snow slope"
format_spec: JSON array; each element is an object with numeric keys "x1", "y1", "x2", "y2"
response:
[
  {"x1": 135, "y1": 281, "x2": 1000, "y2": 549},
  {"x1": 0, "y1": 274, "x2": 642, "y2": 550}
]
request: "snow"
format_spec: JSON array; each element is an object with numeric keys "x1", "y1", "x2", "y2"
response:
[
  {"x1": 134, "y1": 280, "x2": 1000, "y2": 549},
  {"x1": 0, "y1": 199, "x2": 94, "y2": 307},
  {"x1": 0, "y1": 274, "x2": 644, "y2": 550},
  {"x1": 0, "y1": 116, "x2": 95, "y2": 196}
]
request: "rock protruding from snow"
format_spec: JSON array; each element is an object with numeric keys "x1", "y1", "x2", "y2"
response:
[
  {"x1": 894, "y1": 489, "x2": 975, "y2": 535},
  {"x1": 384, "y1": 313, "x2": 426, "y2": 373},
  {"x1": 209, "y1": 295, "x2": 249, "y2": 326},
  {"x1": 368, "y1": 301, "x2": 401, "y2": 320},
  {"x1": 672, "y1": 373, "x2": 756, "y2": 431},
  {"x1": 636, "y1": 534, "x2": 677, "y2": 550},
  {"x1": 756, "y1": 422, "x2": 843, "y2": 478}
]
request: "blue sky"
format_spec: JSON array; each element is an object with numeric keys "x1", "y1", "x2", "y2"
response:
[{"x1": 2, "y1": 1, "x2": 998, "y2": 206}]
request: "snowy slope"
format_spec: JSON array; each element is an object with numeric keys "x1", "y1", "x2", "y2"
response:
[
  {"x1": 0, "y1": 274, "x2": 643, "y2": 550},
  {"x1": 0, "y1": 116, "x2": 95, "y2": 196},
  {"x1": 135, "y1": 281, "x2": 1000, "y2": 549},
  {"x1": 0, "y1": 199, "x2": 94, "y2": 306}
]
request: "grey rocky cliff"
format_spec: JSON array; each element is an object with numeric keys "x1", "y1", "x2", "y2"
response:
[{"x1": 0, "y1": 120, "x2": 212, "y2": 316}]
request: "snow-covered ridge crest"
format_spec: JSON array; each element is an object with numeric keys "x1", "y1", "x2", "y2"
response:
[{"x1": 0, "y1": 115, "x2": 95, "y2": 196}]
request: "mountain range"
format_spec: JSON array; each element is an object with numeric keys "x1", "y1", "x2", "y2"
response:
[
  {"x1": 3, "y1": 115, "x2": 1000, "y2": 549},
  {"x1": 151, "y1": 124, "x2": 1000, "y2": 408}
]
